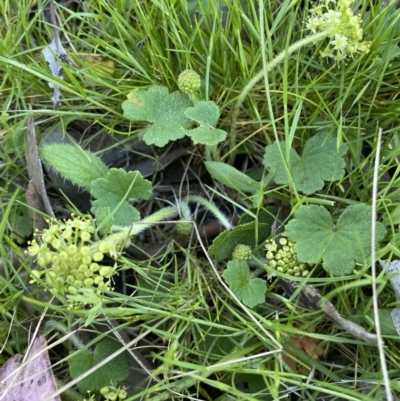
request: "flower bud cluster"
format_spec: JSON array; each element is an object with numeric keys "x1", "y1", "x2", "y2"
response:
[
  {"x1": 177, "y1": 69, "x2": 201, "y2": 94},
  {"x1": 232, "y1": 244, "x2": 252, "y2": 262},
  {"x1": 100, "y1": 385, "x2": 128, "y2": 400},
  {"x1": 306, "y1": 0, "x2": 370, "y2": 61},
  {"x1": 265, "y1": 237, "x2": 309, "y2": 277},
  {"x1": 27, "y1": 215, "x2": 118, "y2": 296},
  {"x1": 175, "y1": 218, "x2": 193, "y2": 236}
]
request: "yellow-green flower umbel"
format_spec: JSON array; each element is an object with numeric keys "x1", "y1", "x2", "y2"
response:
[
  {"x1": 27, "y1": 215, "x2": 121, "y2": 297},
  {"x1": 306, "y1": 0, "x2": 370, "y2": 61},
  {"x1": 265, "y1": 237, "x2": 309, "y2": 278}
]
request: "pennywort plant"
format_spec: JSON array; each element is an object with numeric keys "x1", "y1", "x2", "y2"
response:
[
  {"x1": 209, "y1": 129, "x2": 387, "y2": 306},
  {"x1": 121, "y1": 69, "x2": 228, "y2": 160},
  {"x1": 33, "y1": 143, "x2": 233, "y2": 301},
  {"x1": 31, "y1": 0, "x2": 380, "y2": 310}
]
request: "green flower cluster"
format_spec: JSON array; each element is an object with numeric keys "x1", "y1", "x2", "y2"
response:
[
  {"x1": 306, "y1": 0, "x2": 370, "y2": 61},
  {"x1": 175, "y1": 218, "x2": 193, "y2": 236},
  {"x1": 100, "y1": 385, "x2": 128, "y2": 400},
  {"x1": 265, "y1": 237, "x2": 309, "y2": 277},
  {"x1": 27, "y1": 215, "x2": 118, "y2": 297},
  {"x1": 177, "y1": 69, "x2": 201, "y2": 94},
  {"x1": 232, "y1": 244, "x2": 252, "y2": 262}
]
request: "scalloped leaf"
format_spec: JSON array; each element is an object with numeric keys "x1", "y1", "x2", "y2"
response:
[
  {"x1": 263, "y1": 133, "x2": 348, "y2": 195},
  {"x1": 185, "y1": 101, "x2": 219, "y2": 126},
  {"x1": 223, "y1": 261, "x2": 266, "y2": 308},
  {"x1": 185, "y1": 101, "x2": 227, "y2": 145},
  {"x1": 122, "y1": 85, "x2": 193, "y2": 147},
  {"x1": 186, "y1": 126, "x2": 227, "y2": 145},
  {"x1": 285, "y1": 204, "x2": 387, "y2": 275},
  {"x1": 90, "y1": 168, "x2": 152, "y2": 226},
  {"x1": 40, "y1": 144, "x2": 109, "y2": 190}
]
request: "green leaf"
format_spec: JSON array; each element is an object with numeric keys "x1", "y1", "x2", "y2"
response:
[
  {"x1": 205, "y1": 161, "x2": 260, "y2": 193},
  {"x1": 185, "y1": 101, "x2": 227, "y2": 145},
  {"x1": 285, "y1": 204, "x2": 387, "y2": 275},
  {"x1": 364, "y1": 308, "x2": 398, "y2": 336},
  {"x1": 185, "y1": 101, "x2": 219, "y2": 126},
  {"x1": 40, "y1": 144, "x2": 109, "y2": 190},
  {"x1": 122, "y1": 85, "x2": 193, "y2": 147},
  {"x1": 262, "y1": 133, "x2": 348, "y2": 195},
  {"x1": 90, "y1": 168, "x2": 152, "y2": 226},
  {"x1": 209, "y1": 221, "x2": 269, "y2": 261},
  {"x1": 186, "y1": 126, "x2": 227, "y2": 145},
  {"x1": 68, "y1": 339, "x2": 129, "y2": 394},
  {"x1": 223, "y1": 261, "x2": 266, "y2": 308},
  {"x1": 209, "y1": 209, "x2": 275, "y2": 261},
  {"x1": 94, "y1": 206, "x2": 113, "y2": 235}
]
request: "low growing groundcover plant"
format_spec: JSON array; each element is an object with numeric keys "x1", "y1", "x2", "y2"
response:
[{"x1": 2, "y1": 0, "x2": 400, "y2": 400}]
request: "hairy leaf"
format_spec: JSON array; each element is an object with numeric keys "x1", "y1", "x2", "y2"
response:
[
  {"x1": 285, "y1": 204, "x2": 386, "y2": 275},
  {"x1": 263, "y1": 133, "x2": 348, "y2": 195},
  {"x1": 40, "y1": 144, "x2": 109, "y2": 190},
  {"x1": 122, "y1": 85, "x2": 192, "y2": 147}
]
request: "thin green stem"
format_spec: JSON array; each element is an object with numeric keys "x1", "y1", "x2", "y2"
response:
[{"x1": 229, "y1": 31, "x2": 329, "y2": 162}]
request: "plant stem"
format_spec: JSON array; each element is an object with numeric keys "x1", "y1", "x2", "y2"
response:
[
  {"x1": 229, "y1": 31, "x2": 329, "y2": 163},
  {"x1": 107, "y1": 206, "x2": 179, "y2": 243},
  {"x1": 184, "y1": 195, "x2": 233, "y2": 230},
  {"x1": 204, "y1": 144, "x2": 220, "y2": 162}
]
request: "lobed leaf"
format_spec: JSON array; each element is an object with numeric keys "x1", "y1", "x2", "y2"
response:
[
  {"x1": 285, "y1": 204, "x2": 386, "y2": 275},
  {"x1": 263, "y1": 133, "x2": 348, "y2": 195},
  {"x1": 90, "y1": 168, "x2": 152, "y2": 226},
  {"x1": 223, "y1": 261, "x2": 266, "y2": 308},
  {"x1": 185, "y1": 101, "x2": 227, "y2": 145},
  {"x1": 184, "y1": 101, "x2": 219, "y2": 126},
  {"x1": 122, "y1": 85, "x2": 193, "y2": 147},
  {"x1": 186, "y1": 127, "x2": 227, "y2": 145}
]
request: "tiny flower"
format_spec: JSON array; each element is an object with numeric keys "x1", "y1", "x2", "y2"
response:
[
  {"x1": 331, "y1": 34, "x2": 348, "y2": 51},
  {"x1": 100, "y1": 387, "x2": 110, "y2": 396},
  {"x1": 84, "y1": 278, "x2": 94, "y2": 287},
  {"x1": 80, "y1": 231, "x2": 91, "y2": 242},
  {"x1": 99, "y1": 266, "x2": 115, "y2": 277},
  {"x1": 90, "y1": 263, "x2": 99, "y2": 272},
  {"x1": 67, "y1": 245, "x2": 78, "y2": 255},
  {"x1": 68, "y1": 286, "x2": 78, "y2": 295}
]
